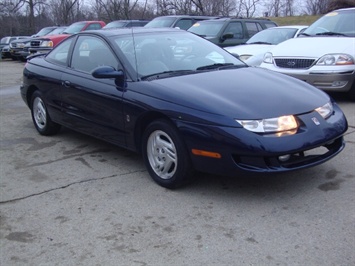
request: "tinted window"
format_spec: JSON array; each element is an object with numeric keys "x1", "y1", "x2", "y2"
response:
[
  {"x1": 145, "y1": 17, "x2": 176, "y2": 28},
  {"x1": 71, "y1": 36, "x2": 118, "y2": 73},
  {"x1": 245, "y1": 22, "x2": 263, "y2": 37},
  {"x1": 265, "y1": 22, "x2": 277, "y2": 28},
  {"x1": 188, "y1": 21, "x2": 225, "y2": 37},
  {"x1": 175, "y1": 19, "x2": 194, "y2": 30},
  {"x1": 132, "y1": 21, "x2": 148, "y2": 27},
  {"x1": 223, "y1": 22, "x2": 243, "y2": 39},
  {"x1": 46, "y1": 37, "x2": 74, "y2": 66},
  {"x1": 86, "y1": 23, "x2": 103, "y2": 31}
]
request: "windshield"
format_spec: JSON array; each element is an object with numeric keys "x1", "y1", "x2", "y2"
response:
[
  {"x1": 35, "y1": 27, "x2": 55, "y2": 37},
  {"x1": 144, "y1": 17, "x2": 176, "y2": 28},
  {"x1": 247, "y1": 28, "x2": 299, "y2": 45},
  {"x1": 1, "y1": 37, "x2": 10, "y2": 44},
  {"x1": 64, "y1": 22, "x2": 86, "y2": 34},
  {"x1": 104, "y1": 21, "x2": 127, "y2": 29},
  {"x1": 188, "y1": 21, "x2": 224, "y2": 37},
  {"x1": 47, "y1": 27, "x2": 67, "y2": 35},
  {"x1": 112, "y1": 30, "x2": 245, "y2": 78},
  {"x1": 303, "y1": 9, "x2": 355, "y2": 36}
]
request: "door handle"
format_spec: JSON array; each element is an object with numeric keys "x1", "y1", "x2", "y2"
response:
[{"x1": 63, "y1": 81, "x2": 71, "y2": 88}]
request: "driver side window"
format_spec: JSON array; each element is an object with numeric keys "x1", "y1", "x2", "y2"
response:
[
  {"x1": 223, "y1": 22, "x2": 243, "y2": 39},
  {"x1": 71, "y1": 36, "x2": 118, "y2": 73}
]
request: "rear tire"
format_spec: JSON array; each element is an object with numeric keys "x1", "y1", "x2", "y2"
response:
[
  {"x1": 31, "y1": 91, "x2": 61, "y2": 135},
  {"x1": 142, "y1": 119, "x2": 194, "y2": 189}
]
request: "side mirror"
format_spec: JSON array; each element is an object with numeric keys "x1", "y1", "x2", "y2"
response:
[
  {"x1": 92, "y1": 66, "x2": 124, "y2": 79},
  {"x1": 220, "y1": 33, "x2": 234, "y2": 42},
  {"x1": 91, "y1": 66, "x2": 125, "y2": 88}
]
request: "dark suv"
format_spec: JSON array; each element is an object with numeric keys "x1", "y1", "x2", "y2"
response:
[
  {"x1": 188, "y1": 17, "x2": 277, "y2": 47},
  {"x1": 144, "y1": 15, "x2": 218, "y2": 30}
]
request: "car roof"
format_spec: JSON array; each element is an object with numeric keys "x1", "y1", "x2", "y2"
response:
[
  {"x1": 334, "y1": 7, "x2": 355, "y2": 11},
  {"x1": 81, "y1": 27, "x2": 183, "y2": 37},
  {"x1": 153, "y1": 15, "x2": 218, "y2": 19},
  {"x1": 198, "y1": 17, "x2": 274, "y2": 22},
  {"x1": 71, "y1": 20, "x2": 105, "y2": 24},
  {"x1": 267, "y1": 25, "x2": 308, "y2": 29},
  {"x1": 109, "y1": 19, "x2": 149, "y2": 22}
]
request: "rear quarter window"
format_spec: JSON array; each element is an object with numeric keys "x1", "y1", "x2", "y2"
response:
[
  {"x1": 265, "y1": 22, "x2": 278, "y2": 28},
  {"x1": 46, "y1": 37, "x2": 74, "y2": 66},
  {"x1": 245, "y1": 22, "x2": 263, "y2": 37}
]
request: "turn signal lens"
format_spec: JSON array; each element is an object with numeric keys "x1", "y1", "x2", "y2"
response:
[
  {"x1": 315, "y1": 102, "x2": 333, "y2": 119},
  {"x1": 192, "y1": 149, "x2": 221, "y2": 158}
]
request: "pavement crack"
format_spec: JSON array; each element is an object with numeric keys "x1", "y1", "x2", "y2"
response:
[
  {"x1": 19, "y1": 149, "x2": 113, "y2": 169},
  {"x1": 0, "y1": 170, "x2": 146, "y2": 205}
]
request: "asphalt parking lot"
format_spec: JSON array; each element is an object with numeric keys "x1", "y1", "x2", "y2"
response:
[{"x1": 0, "y1": 59, "x2": 354, "y2": 265}]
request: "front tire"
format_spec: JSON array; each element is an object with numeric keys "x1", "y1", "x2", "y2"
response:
[
  {"x1": 31, "y1": 91, "x2": 61, "y2": 135},
  {"x1": 142, "y1": 119, "x2": 194, "y2": 189}
]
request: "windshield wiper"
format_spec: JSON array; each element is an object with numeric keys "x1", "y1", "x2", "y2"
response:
[
  {"x1": 196, "y1": 63, "x2": 245, "y2": 71},
  {"x1": 299, "y1": 32, "x2": 310, "y2": 36},
  {"x1": 247, "y1": 41, "x2": 272, "y2": 45},
  {"x1": 141, "y1": 70, "x2": 197, "y2": 80},
  {"x1": 316, "y1": 31, "x2": 346, "y2": 36}
]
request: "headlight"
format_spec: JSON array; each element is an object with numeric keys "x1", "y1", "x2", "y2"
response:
[
  {"x1": 262, "y1": 52, "x2": 274, "y2": 64},
  {"x1": 17, "y1": 42, "x2": 26, "y2": 48},
  {"x1": 40, "y1": 40, "x2": 53, "y2": 47},
  {"x1": 236, "y1": 115, "x2": 298, "y2": 133},
  {"x1": 239, "y1": 54, "x2": 252, "y2": 61},
  {"x1": 316, "y1": 54, "x2": 354, "y2": 66},
  {"x1": 315, "y1": 102, "x2": 333, "y2": 119}
]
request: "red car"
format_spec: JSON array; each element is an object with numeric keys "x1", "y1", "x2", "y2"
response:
[{"x1": 24, "y1": 21, "x2": 106, "y2": 57}]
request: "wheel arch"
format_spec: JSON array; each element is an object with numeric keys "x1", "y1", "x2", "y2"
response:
[
  {"x1": 133, "y1": 111, "x2": 178, "y2": 154},
  {"x1": 25, "y1": 84, "x2": 40, "y2": 108}
]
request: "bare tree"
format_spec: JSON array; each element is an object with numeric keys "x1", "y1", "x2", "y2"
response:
[
  {"x1": 239, "y1": 0, "x2": 261, "y2": 17},
  {"x1": 327, "y1": 0, "x2": 355, "y2": 11},
  {"x1": 93, "y1": 0, "x2": 143, "y2": 20},
  {"x1": 190, "y1": 0, "x2": 236, "y2": 16},
  {"x1": 283, "y1": 0, "x2": 294, "y2": 16},
  {"x1": 0, "y1": 0, "x2": 25, "y2": 35},
  {"x1": 305, "y1": 0, "x2": 329, "y2": 14}
]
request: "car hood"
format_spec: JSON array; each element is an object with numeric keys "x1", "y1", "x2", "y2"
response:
[
  {"x1": 147, "y1": 67, "x2": 329, "y2": 120},
  {"x1": 11, "y1": 38, "x2": 33, "y2": 43},
  {"x1": 269, "y1": 37, "x2": 355, "y2": 57},
  {"x1": 225, "y1": 44, "x2": 274, "y2": 56},
  {"x1": 35, "y1": 34, "x2": 70, "y2": 40}
]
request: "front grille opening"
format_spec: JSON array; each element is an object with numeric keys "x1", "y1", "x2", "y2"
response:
[{"x1": 275, "y1": 58, "x2": 315, "y2": 69}]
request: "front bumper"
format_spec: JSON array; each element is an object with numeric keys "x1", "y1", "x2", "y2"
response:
[
  {"x1": 29, "y1": 47, "x2": 52, "y2": 54},
  {"x1": 178, "y1": 102, "x2": 348, "y2": 176},
  {"x1": 261, "y1": 64, "x2": 355, "y2": 92}
]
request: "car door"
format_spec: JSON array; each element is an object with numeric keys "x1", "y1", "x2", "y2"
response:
[
  {"x1": 61, "y1": 35, "x2": 126, "y2": 147},
  {"x1": 220, "y1": 21, "x2": 245, "y2": 47}
]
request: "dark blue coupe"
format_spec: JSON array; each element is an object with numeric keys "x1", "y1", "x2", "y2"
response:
[{"x1": 20, "y1": 28, "x2": 348, "y2": 188}]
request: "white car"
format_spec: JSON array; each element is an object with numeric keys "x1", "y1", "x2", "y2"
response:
[
  {"x1": 260, "y1": 8, "x2": 355, "y2": 100},
  {"x1": 225, "y1": 25, "x2": 307, "y2": 66}
]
